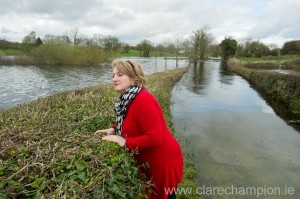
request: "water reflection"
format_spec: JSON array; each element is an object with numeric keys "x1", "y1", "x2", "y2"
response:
[
  {"x1": 172, "y1": 61, "x2": 300, "y2": 198},
  {"x1": 219, "y1": 61, "x2": 234, "y2": 85},
  {"x1": 191, "y1": 62, "x2": 207, "y2": 95},
  {"x1": 0, "y1": 57, "x2": 188, "y2": 110}
]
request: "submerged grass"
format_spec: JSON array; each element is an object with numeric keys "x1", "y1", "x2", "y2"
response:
[{"x1": 0, "y1": 67, "x2": 197, "y2": 198}]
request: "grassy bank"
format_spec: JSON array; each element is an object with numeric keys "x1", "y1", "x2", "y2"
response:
[
  {"x1": 228, "y1": 58, "x2": 300, "y2": 129},
  {"x1": 239, "y1": 55, "x2": 300, "y2": 69},
  {"x1": 0, "y1": 67, "x2": 197, "y2": 198}
]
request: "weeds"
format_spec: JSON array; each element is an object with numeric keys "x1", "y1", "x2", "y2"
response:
[{"x1": 0, "y1": 67, "x2": 195, "y2": 198}]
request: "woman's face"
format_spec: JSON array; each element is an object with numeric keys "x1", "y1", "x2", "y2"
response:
[{"x1": 112, "y1": 67, "x2": 134, "y2": 94}]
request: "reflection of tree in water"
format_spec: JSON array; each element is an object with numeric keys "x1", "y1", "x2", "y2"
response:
[
  {"x1": 219, "y1": 61, "x2": 235, "y2": 85},
  {"x1": 186, "y1": 62, "x2": 207, "y2": 95}
]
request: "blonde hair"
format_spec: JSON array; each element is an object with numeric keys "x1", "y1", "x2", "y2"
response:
[{"x1": 112, "y1": 59, "x2": 147, "y2": 86}]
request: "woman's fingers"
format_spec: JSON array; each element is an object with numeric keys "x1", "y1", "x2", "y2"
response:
[
  {"x1": 102, "y1": 135, "x2": 125, "y2": 147},
  {"x1": 94, "y1": 129, "x2": 107, "y2": 135},
  {"x1": 102, "y1": 135, "x2": 116, "y2": 141}
]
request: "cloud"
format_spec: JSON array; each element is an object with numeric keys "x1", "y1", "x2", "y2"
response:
[
  {"x1": 0, "y1": 0, "x2": 299, "y2": 47},
  {"x1": 1, "y1": 27, "x2": 11, "y2": 34},
  {"x1": 248, "y1": 0, "x2": 300, "y2": 45}
]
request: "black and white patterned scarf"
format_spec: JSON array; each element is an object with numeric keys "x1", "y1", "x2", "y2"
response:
[{"x1": 115, "y1": 84, "x2": 142, "y2": 135}]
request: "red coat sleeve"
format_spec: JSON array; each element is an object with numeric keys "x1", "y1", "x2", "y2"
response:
[{"x1": 125, "y1": 94, "x2": 164, "y2": 151}]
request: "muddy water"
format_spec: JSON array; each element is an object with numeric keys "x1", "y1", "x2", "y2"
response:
[{"x1": 171, "y1": 61, "x2": 300, "y2": 198}]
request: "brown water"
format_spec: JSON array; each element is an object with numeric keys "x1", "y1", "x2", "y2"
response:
[{"x1": 171, "y1": 61, "x2": 300, "y2": 198}]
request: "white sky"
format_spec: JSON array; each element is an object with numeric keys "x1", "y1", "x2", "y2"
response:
[{"x1": 0, "y1": 0, "x2": 299, "y2": 47}]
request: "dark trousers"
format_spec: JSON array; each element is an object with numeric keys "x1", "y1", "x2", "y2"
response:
[{"x1": 168, "y1": 191, "x2": 176, "y2": 199}]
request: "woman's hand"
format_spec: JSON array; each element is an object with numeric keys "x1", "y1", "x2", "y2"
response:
[
  {"x1": 94, "y1": 128, "x2": 115, "y2": 135},
  {"x1": 102, "y1": 135, "x2": 126, "y2": 147}
]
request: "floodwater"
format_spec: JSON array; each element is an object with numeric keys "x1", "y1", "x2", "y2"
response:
[
  {"x1": 0, "y1": 57, "x2": 188, "y2": 110},
  {"x1": 2, "y1": 57, "x2": 299, "y2": 198},
  {"x1": 171, "y1": 61, "x2": 300, "y2": 198}
]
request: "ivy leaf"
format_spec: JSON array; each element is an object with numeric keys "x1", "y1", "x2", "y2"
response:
[
  {"x1": 77, "y1": 172, "x2": 86, "y2": 181},
  {"x1": 75, "y1": 160, "x2": 86, "y2": 171}
]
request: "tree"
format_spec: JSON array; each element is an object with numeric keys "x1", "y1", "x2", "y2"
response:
[
  {"x1": 255, "y1": 42, "x2": 271, "y2": 57},
  {"x1": 36, "y1": 37, "x2": 43, "y2": 46},
  {"x1": 237, "y1": 39, "x2": 271, "y2": 57},
  {"x1": 23, "y1": 31, "x2": 37, "y2": 44},
  {"x1": 43, "y1": 34, "x2": 71, "y2": 44},
  {"x1": 281, "y1": 40, "x2": 300, "y2": 55},
  {"x1": 181, "y1": 39, "x2": 191, "y2": 59},
  {"x1": 69, "y1": 27, "x2": 79, "y2": 46},
  {"x1": 268, "y1": 43, "x2": 278, "y2": 51},
  {"x1": 173, "y1": 34, "x2": 184, "y2": 67},
  {"x1": 99, "y1": 35, "x2": 120, "y2": 52},
  {"x1": 209, "y1": 44, "x2": 221, "y2": 57},
  {"x1": 120, "y1": 42, "x2": 130, "y2": 54},
  {"x1": 155, "y1": 44, "x2": 167, "y2": 55},
  {"x1": 136, "y1": 39, "x2": 153, "y2": 57},
  {"x1": 219, "y1": 37, "x2": 237, "y2": 61},
  {"x1": 0, "y1": 39, "x2": 11, "y2": 50},
  {"x1": 189, "y1": 25, "x2": 214, "y2": 63},
  {"x1": 22, "y1": 31, "x2": 38, "y2": 51}
]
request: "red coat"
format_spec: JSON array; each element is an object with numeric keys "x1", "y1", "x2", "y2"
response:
[{"x1": 119, "y1": 86, "x2": 184, "y2": 199}]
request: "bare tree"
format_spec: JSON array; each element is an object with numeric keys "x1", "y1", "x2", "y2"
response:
[
  {"x1": 120, "y1": 42, "x2": 130, "y2": 54},
  {"x1": 43, "y1": 34, "x2": 71, "y2": 44},
  {"x1": 189, "y1": 25, "x2": 214, "y2": 63},
  {"x1": 92, "y1": 33, "x2": 102, "y2": 46},
  {"x1": 268, "y1": 43, "x2": 278, "y2": 50},
  {"x1": 173, "y1": 33, "x2": 184, "y2": 67},
  {"x1": 98, "y1": 35, "x2": 120, "y2": 52},
  {"x1": 69, "y1": 27, "x2": 79, "y2": 46}
]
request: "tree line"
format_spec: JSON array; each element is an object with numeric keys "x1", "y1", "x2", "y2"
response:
[{"x1": 1, "y1": 26, "x2": 300, "y2": 65}]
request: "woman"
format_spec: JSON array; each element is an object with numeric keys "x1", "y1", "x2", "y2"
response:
[{"x1": 95, "y1": 59, "x2": 183, "y2": 199}]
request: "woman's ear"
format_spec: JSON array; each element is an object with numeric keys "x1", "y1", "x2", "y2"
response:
[{"x1": 130, "y1": 77, "x2": 136, "y2": 85}]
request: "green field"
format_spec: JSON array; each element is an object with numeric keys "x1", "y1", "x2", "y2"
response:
[
  {"x1": 2, "y1": 49, "x2": 24, "y2": 55},
  {"x1": 119, "y1": 50, "x2": 176, "y2": 57},
  {"x1": 239, "y1": 55, "x2": 300, "y2": 64}
]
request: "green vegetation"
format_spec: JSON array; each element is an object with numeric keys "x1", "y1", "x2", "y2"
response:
[
  {"x1": 0, "y1": 67, "x2": 197, "y2": 198},
  {"x1": 31, "y1": 44, "x2": 109, "y2": 65},
  {"x1": 239, "y1": 55, "x2": 300, "y2": 63},
  {"x1": 0, "y1": 50, "x2": 4, "y2": 58},
  {"x1": 238, "y1": 57, "x2": 261, "y2": 62},
  {"x1": 219, "y1": 37, "x2": 237, "y2": 61},
  {"x1": 119, "y1": 49, "x2": 141, "y2": 57},
  {"x1": 228, "y1": 58, "x2": 300, "y2": 126},
  {"x1": 2, "y1": 49, "x2": 24, "y2": 56},
  {"x1": 149, "y1": 50, "x2": 176, "y2": 57},
  {"x1": 0, "y1": 44, "x2": 114, "y2": 66},
  {"x1": 237, "y1": 55, "x2": 300, "y2": 70},
  {"x1": 176, "y1": 151, "x2": 198, "y2": 199},
  {"x1": 281, "y1": 40, "x2": 300, "y2": 55},
  {"x1": 1, "y1": 28, "x2": 300, "y2": 65},
  {"x1": 120, "y1": 49, "x2": 176, "y2": 57}
]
